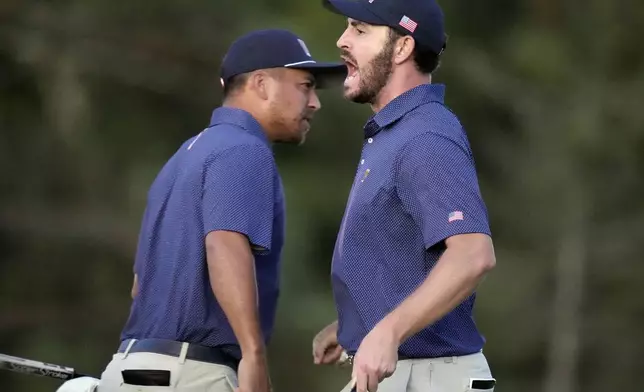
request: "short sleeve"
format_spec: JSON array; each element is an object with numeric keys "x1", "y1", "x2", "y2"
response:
[
  {"x1": 395, "y1": 133, "x2": 491, "y2": 249},
  {"x1": 202, "y1": 144, "x2": 275, "y2": 253}
]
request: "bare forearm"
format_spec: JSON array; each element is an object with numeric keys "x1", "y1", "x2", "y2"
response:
[
  {"x1": 207, "y1": 231, "x2": 265, "y2": 355},
  {"x1": 382, "y1": 235, "x2": 495, "y2": 344}
]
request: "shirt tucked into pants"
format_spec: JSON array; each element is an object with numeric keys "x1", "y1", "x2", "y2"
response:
[
  {"x1": 339, "y1": 352, "x2": 495, "y2": 392},
  {"x1": 98, "y1": 339, "x2": 239, "y2": 392}
]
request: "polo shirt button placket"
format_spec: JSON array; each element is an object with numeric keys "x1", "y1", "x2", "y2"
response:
[{"x1": 361, "y1": 137, "x2": 372, "y2": 166}]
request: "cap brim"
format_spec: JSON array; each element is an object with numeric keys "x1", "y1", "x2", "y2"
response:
[
  {"x1": 322, "y1": 0, "x2": 388, "y2": 26},
  {"x1": 286, "y1": 62, "x2": 348, "y2": 89}
]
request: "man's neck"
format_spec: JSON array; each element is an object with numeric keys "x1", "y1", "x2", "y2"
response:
[
  {"x1": 370, "y1": 72, "x2": 431, "y2": 113},
  {"x1": 222, "y1": 99, "x2": 273, "y2": 141}
]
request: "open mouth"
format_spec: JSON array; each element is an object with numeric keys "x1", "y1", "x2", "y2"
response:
[{"x1": 342, "y1": 56, "x2": 359, "y2": 79}]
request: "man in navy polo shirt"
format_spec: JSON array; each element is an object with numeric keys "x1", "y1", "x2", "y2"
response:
[
  {"x1": 94, "y1": 29, "x2": 345, "y2": 392},
  {"x1": 312, "y1": 1, "x2": 497, "y2": 392}
]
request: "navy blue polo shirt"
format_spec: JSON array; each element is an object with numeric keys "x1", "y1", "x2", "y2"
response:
[
  {"x1": 331, "y1": 84, "x2": 491, "y2": 358},
  {"x1": 120, "y1": 107, "x2": 285, "y2": 359}
]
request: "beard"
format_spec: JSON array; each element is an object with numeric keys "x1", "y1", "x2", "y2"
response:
[{"x1": 344, "y1": 41, "x2": 395, "y2": 105}]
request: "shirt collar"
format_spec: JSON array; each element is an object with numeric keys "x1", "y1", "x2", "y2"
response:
[
  {"x1": 364, "y1": 83, "x2": 446, "y2": 139},
  {"x1": 209, "y1": 107, "x2": 271, "y2": 146}
]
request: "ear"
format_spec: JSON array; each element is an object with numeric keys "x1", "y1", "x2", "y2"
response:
[
  {"x1": 393, "y1": 35, "x2": 416, "y2": 65},
  {"x1": 248, "y1": 71, "x2": 270, "y2": 100}
]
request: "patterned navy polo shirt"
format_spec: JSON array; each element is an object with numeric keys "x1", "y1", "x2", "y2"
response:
[
  {"x1": 331, "y1": 84, "x2": 491, "y2": 358},
  {"x1": 121, "y1": 107, "x2": 285, "y2": 359}
]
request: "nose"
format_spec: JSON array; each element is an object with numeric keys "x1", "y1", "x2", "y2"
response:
[
  {"x1": 336, "y1": 27, "x2": 350, "y2": 50},
  {"x1": 309, "y1": 89, "x2": 321, "y2": 111}
]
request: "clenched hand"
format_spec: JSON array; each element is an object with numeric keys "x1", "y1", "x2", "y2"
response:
[{"x1": 312, "y1": 320, "x2": 345, "y2": 365}]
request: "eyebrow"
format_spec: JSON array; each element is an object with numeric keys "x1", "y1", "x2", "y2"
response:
[{"x1": 349, "y1": 19, "x2": 367, "y2": 29}]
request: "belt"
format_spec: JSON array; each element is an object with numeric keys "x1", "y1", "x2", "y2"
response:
[
  {"x1": 118, "y1": 339, "x2": 240, "y2": 371},
  {"x1": 346, "y1": 350, "x2": 480, "y2": 365},
  {"x1": 345, "y1": 353, "x2": 410, "y2": 365}
]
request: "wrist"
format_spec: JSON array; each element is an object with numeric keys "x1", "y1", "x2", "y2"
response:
[
  {"x1": 379, "y1": 312, "x2": 407, "y2": 346},
  {"x1": 240, "y1": 341, "x2": 266, "y2": 358}
]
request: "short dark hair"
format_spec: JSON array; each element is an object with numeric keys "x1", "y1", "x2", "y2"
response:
[
  {"x1": 222, "y1": 72, "x2": 250, "y2": 99},
  {"x1": 388, "y1": 28, "x2": 441, "y2": 75}
]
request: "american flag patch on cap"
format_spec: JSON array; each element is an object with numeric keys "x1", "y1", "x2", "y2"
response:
[
  {"x1": 399, "y1": 15, "x2": 418, "y2": 33},
  {"x1": 448, "y1": 211, "x2": 464, "y2": 222}
]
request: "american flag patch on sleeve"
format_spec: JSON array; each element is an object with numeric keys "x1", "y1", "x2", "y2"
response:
[{"x1": 448, "y1": 211, "x2": 464, "y2": 222}]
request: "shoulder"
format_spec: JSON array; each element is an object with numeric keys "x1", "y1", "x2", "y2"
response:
[
  {"x1": 392, "y1": 107, "x2": 476, "y2": 173},
  {"x1": 207, "y1": 144, "x2": 275, "y2": 175},
  {"x1": 185, "y1": 124, "x2": 274, "y2": 168},
  {"x1": 403, "y1": 101, "x2": 465, "y2": 137}
]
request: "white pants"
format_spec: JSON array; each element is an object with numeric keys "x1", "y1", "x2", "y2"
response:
[
  {"x1": 340, "y1": 352, "x2": 495, "y2": 392},
  {"x1": 97, "y1": 344, "x2": 238, "y2": 392}
]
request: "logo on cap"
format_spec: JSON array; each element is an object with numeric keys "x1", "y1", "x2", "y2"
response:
[
  {"x1": 399, "y1": 15, "x2": 418, "y2": 33},
  {"x1": 297, "y1": 39, "x2": 312, "y2": 57}
]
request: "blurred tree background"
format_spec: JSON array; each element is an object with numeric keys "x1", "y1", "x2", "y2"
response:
[{"x1": 1, "y1": 0, "x2": 643, "y2": 391}]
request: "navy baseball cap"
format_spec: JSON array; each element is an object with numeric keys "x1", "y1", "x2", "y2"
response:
[
  {"x1": 323, "y1": 0, "x2": 447, "y2": 55},
  {"x1": 220, "y1": 29, "x2": 347, "y2": 88}
]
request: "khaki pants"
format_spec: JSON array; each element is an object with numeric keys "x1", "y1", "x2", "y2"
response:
[
  {"x1": 340, "y1": 352, "x2": 495, "y2": 392},
  {"x1": 97, "y1": 343, "x2": 238, "y2": 392}
]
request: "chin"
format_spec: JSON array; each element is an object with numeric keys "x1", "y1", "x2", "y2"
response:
[
  {"x1": 276, "y1": 132, "x2": 305, "y2": 145},
  {"x1": 345, "y1": 90, "x2": 371, "y2": 104},
  {"x1": 343, "y1": 87, "x2": 359, "y2": 102},
  {"x1": 343, "y1": 82, "x2": 369, "y2": 103},
  {"x1": 343, "y1": 79, "x2": 358, "y2": 96}
]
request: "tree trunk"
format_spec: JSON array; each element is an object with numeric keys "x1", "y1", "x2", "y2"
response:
[{"x1": 543, "y1": 182, "x2": 586, "y2": 392}]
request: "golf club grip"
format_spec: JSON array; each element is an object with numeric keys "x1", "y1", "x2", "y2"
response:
[{"x1": 0, "y1": 353, "x2": 77, "y2": 380}]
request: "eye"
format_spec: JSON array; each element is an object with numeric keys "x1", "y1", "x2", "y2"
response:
[
  {"x1": 355, "y1": 27, "x2": 365, "y2": 35},
  {"x1": 301, "y1": 81, "x2": 315, "y2": 90}
]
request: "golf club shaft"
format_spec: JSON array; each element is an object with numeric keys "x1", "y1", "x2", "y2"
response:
[{"x1": 0, "y1": 353, "x2": 84, "y2": 380}]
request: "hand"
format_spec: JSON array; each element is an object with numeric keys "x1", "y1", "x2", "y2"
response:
[
  {"x1": 351, "y1": 324, "x2": 399, "y2": 392},
  {"x1": 313, "y1": 320, "x2": 344, "y2": 365},
  {"x1": 235, "y1": 353, "x2": 271, "y2": 392}
]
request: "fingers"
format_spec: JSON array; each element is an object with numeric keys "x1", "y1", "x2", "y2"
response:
[
  {"x1": 312, "y1": 337, "x2": 327, "y2": 364},
  {"x1": 383, "y1": 362, "x2": 396, "y2": 379},
  {"x1": 313, "y1": 324, "x2": 340, "y2": 364},
  {"x1": 313, "y1": 343, "x2": 331, "y2": 364},
  {"x1": 355, "y1": 369, "x2": 380, "y2": 392},
  {"x1": 321, "y1": 345, "x2": 344, "y2": 364},
  {"x1": 313, "y1": 346, "x2": 323, "y2": 364},
  {"x1": 367, "y1": 371, "x2": 379, "y2": 392},
  {"x1": 356, "y1": 370, "x2": 367, "y2": 392},
  {"x1": 314, "y1": 340, "x2": 344, "y2": 365},
  {"x1": 353, "y1": 361, "x2": 393, "y2": 391}
]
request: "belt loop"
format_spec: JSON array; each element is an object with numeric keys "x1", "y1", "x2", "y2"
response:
[
  {"x1": 443, "y1": 356, "x2": 458, "y2": 364},
  {"x1": 122, "y1": 339, "x2": 137, "y2": 359},
  {"x1": 178, "y1": 342, "x2": 189, "y2": 364}
]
